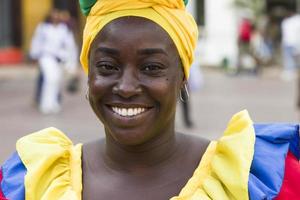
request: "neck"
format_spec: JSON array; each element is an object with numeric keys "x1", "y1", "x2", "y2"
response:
[{"x1": 104, "y1": 126, "x2": 180, "y2": 172}]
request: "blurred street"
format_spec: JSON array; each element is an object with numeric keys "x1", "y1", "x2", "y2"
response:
[{"x1": 0, "y1": 64, "x2": 299, "y2": 163}]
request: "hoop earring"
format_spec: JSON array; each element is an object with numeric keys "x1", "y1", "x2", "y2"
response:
[
  {"x1": 180, "y1": 84, "x2": 189, "y2": 102},
  {"x1": 85, "y1": 88, "x2": 89, "y2": 101}
]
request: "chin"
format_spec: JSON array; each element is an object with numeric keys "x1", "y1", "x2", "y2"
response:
[{"x1": 106, "y1": 126, "x2": 158, "y2": 146}]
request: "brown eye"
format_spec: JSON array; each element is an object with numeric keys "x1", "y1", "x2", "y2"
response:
[
  {"x1": 142, "y1": 63, "x2": 164, "y2": 72},
  {"x1": 143, "y1": 65, "x2": 161, "y2": 71},
  {"x1": 96, "y1": 62, "x2": 119, "y2": 75},
  {"x1": 141, "y1": 63, "x2": 166, "y2": 76}
]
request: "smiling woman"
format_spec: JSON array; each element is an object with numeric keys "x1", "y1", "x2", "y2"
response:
[
  {"x1": 88, "y1": 17, "x2": 183, "y2": 147},
  {"x1": 1, "y1": 0, "x2": 300, "y2": 200}
]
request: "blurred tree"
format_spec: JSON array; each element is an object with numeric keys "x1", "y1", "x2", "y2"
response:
[{"x1": 234, "y1": 0, "x2": 266, "y2": 23}]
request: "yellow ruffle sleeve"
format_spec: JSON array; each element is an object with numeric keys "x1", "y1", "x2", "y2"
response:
[
  {"x1": 16, "y1": 127, "x2": 82, "y2": 200},
  {"x1": 171, "y1": 110, "x2": 255, "y2": 200}
]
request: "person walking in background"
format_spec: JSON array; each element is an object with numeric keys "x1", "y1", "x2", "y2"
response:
[
  {"x1": 59, "y1": 10, "x2": 81, "y2": 94},
  {"x1": 180, "y1": 39, "x2": 204, "y2": 128},
  {"x1": 237, "y1": 16, "x2": 255, "y2": 74},
  {"x1": 30, "y1": 9, "x2": 78, "y2": 114},
  {"x1": 280, "y1": 10, "x2": 300, "y2": 81}
]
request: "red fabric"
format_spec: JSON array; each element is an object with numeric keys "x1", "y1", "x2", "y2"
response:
[
  {"x1": 275, "y1": 151, "x2": 300, "y2": 200},
  {"x1": 0, "y1": 169, "x2": 8, "y2": 200}
]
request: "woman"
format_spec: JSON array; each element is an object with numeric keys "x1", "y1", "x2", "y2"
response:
[{"x1": 1, "y1": 0, "x2": 300, "y2": 199}]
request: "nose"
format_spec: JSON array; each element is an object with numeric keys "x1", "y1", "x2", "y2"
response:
[{"x1": 112, "y1": 68, "x2": 142, "y2": 98}]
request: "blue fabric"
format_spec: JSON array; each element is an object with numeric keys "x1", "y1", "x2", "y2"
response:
[
  {"x1": 1, "y1": 152, "x2": 26, "y2": 200},
  {"x1": 248, "y1": 124, "x2": 300, "y2": 200},
  {"x1": 288, "y1": 125, "x2": 300, "y2": 159}
]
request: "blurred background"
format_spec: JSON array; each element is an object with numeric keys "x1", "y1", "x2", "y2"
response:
[{"x1": 1, "y1": 0, "x2": 300, "y2": 163}]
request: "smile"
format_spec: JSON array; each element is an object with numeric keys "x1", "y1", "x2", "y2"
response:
[{"x1": 111, "y1": 107, "x2": 147, "y2": 117}]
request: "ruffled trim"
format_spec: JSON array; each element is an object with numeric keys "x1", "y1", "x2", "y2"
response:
[
  {"x1": 1, "y1": 152, "x2": 26, "y2": 200},
  {"x1": 0, "y1": 169, "x2": 8, "y2": 200},
  {"x1": 171, "y1": 110, "x2": 255, "y2": 200},
  {"x1": 249, "y1": 124, "x2": 300, "y2": 199},
  {"x1": 275, "y1": 151, "x2": 300, "y2": 199},
  {"x1": 16, "y1": 127, "x2": 82, "y2": 200}
]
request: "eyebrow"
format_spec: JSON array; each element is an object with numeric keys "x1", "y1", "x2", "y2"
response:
[
  {"x1": 95, "y1": 47, "x2": 120, "y2": 56},
  {"x1": 137, "y1": 48, "x2": 168, "y2": 56},
  {"x1": 95, "y1": 47, "x2": 168, "y2": 56}
]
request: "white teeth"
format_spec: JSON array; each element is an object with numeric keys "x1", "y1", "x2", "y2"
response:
[
  {"x1": 127, "y1": 108, "x2": 132, "y2": 116},
  {"x1": 121, "y1": 108, "x2": 127, "y2": 116},
  {"x1": 112, "y1": 107, "x2": 147, "y2": 117},
  {"x1": 133, "y1": 108, "x2": 138, "y2": 115}
]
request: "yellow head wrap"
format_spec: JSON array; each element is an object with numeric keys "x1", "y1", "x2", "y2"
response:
[{"x1": 80, "y1": 0, "x2": 198, "y2": 78}]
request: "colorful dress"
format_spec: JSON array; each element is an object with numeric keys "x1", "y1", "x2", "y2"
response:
[{"x1": 1, "y1": 110, "x2": 299, "y2": 200}]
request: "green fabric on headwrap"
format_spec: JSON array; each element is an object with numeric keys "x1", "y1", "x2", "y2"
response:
[
  {"x1": 79, "y1": 0, "x2": 97, "y2": 16},
  {"x1": 79, "y1": 0, "x2": 189, "y2": 16}
]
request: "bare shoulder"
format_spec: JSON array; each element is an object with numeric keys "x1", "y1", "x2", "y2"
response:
[
  {"x1": 180, "y1": 133, "x2": 210, "y2": 149},
  {"x1": 82, "y1": 138, "x2": 105, "y2": 158},
  {"x1": 177, "y1": 133, "x2": 210, "y2": 162}
]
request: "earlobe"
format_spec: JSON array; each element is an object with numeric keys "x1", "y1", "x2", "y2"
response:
[{"x1": 180, "y1": 83, "x2": 189, "y2": 102}]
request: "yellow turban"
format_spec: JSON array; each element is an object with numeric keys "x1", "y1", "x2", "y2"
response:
[{"x1": 80, "y1": 0, "x2": 198, "y2": 79}]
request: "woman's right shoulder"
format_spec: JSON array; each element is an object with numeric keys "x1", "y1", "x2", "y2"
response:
[
  {"x1": 0, "y1": 127, "x2": 82, "y2": 200},
  {"x1": 16, "y1": 127, "x2": 73, "y2": 151}
]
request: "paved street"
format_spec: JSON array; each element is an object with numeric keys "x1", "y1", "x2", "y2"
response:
[{"x1": 0, "y1": 65, "x2": 299, "y2": 163}]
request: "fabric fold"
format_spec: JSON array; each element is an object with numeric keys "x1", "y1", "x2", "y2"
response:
[
  {"x1": 171, "y1": 110, "x2": 255, "y2": 200},
  {"x1": 1, "y1": 152, "x2": 26, "y2": 200},
  {"x1": 249, "y1": 124, "x2": 300, "y2": 199},
  {"x1": 0, "y1": 169, "x2": 8, "y2": 200},
  {"x1": 171, "y1": 113, "x2": 300, "y2": 200},
  {"x1": 16, "y1": 127, "x2": 82, "y2": 200},
  {"x1": 275, "y1": 151, "x2": 300, "y2": 199}
]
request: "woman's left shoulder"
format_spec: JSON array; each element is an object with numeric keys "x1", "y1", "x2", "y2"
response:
[
  {"x1": 182, "y1": 134, "x2": 210, "y2": 148},
  {"x1": 179, "y1": 133, "x2": 210, "y2": 160}
]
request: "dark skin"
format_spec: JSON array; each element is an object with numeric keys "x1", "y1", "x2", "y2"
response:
[{"x1": 82, "y1": 17, "x2": 209, "y2": 200}]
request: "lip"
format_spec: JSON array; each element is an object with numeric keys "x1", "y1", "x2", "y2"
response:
[{"x1": 104, "y1": 103, "x2": 155, "y2": 127}]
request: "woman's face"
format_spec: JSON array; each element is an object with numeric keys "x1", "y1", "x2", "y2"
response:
[{"x1": 88, "y1": 17, "x2": 184, "y2": 145}]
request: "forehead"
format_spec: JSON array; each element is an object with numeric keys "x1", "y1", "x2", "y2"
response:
[{"x1": 91, "y1": 17, "x2": 178, "y2": 53}]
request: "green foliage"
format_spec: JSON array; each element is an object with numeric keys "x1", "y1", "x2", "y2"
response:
[{"x1": 234, "y1": 0, "x2": 266, "y2": 19}]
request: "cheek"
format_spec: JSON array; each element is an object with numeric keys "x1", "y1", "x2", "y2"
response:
[
  {"x1": 88, "y1": 76, "x2": 113, "y2": 112},
  {"x1": 144, "y1": 76, "x2": 180, "y2": 106},
  {"x1": 89, "y1": 74, "x2": 112, "y2": 94}
]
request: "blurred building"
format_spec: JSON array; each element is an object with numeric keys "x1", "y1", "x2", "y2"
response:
[
  {"x1": 0, "y1": 0, "x2": 81, "y2": 65},
  {"x1": 188, "y1": 0, "x2": 300, "y2": 68},
  {"x1": 1, "y1": 0, "x2": 299, "y2": 66}
]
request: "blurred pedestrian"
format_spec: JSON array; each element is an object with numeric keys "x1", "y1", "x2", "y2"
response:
[
  {"x1": 180, "y1": 84, "x2": 193, "y2": 128},
  {"x1": 280, "y1": 10, "x2": 300, "y2": 81},
  {"x1": 30, "y1": 9, "x2": 78, "y2": 114},
  {"x1": 180, "y1": 40, "x2": 204, "y2": 128},
  {"x1": 59, "y1": 10, "x2": 81, "y2": 94},
  {"x1": 250, "y1": 24, "x2": 272, "y2": 74},
  {"x1": 237, "y1": 16, "x2": 255, "y2": 74}
]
